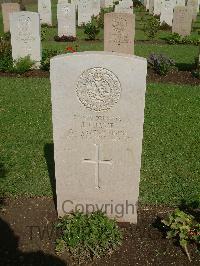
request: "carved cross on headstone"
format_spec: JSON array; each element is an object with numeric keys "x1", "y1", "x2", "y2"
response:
[{"x1": 83, "y1": 144, "x2": 112, "y2": 189}]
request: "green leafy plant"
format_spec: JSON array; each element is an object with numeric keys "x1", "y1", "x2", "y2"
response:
[
  {"x1": 54, "y1": 35, "x2": 76, "y2": 42},
  {"x1": 55, "y1": 212, "x2": 123, "y2": 263},
  {"x1": 41, "y1": 27, "x2": 48, "y2": 41},
  {"x1": 12, "y1": 56, "x2": 35, "y2": 74},
  {"x1": 0, "y1": 40, "x2": 13, "y2": 72},
  {"x1": 40, "y1": 49, "x2": 60, "y2": 71},
  {"x1": 83, "y1": 17, "x2": 100, "y2": 40},
  {"x1": 144, "y1": 16, "x2": 160, "y2": 39},
  {"x1": 0, "y1": 31, "x2": 11, "y2": 41},
  {"x1": 148, "y1": 53, "x2": 175, "y2": 76},
  {"x1": 162, "y1": 209, "x2": 200, "y2": 262},
  {"x1": 165, "y1": 33, "x2": 200, "y2": 46}
]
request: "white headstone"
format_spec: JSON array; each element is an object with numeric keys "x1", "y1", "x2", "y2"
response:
[
  {"x1": 160, "y1": 0, "x2": 174, "y2": 26},
  {"x1": 78, "y1": 0, "x2": 93, "y2": 26},
  {"x1": 50, "y1": 51, "x2": 147, "y2": 223},
  {"x1": 149, "y1": 0, "x2": 154, "y2": 14},
  {"x1": 153, "y1": 0, "x2": 163, "y2": 15},
  {"x1": 91, "y1": 0, "x2": 101, "y2": 17},
  {"x1": 115, "y1": 1, "x2": 133, "y2": 13},
  {"x1": 57, "y1": 3, "x2": 76, "y2": 37},
  {"x1": 10, "y1": 12, "x2": 41, "y2": 67},
  {"x1": 175, "y1": 0, "x2": 185, "y2": 6},
  {"x1": 101, "y1": 0, "x2": 113, "y2": 8},
  {"x1": 145, "y1": 0, "x2": 150, "y2": 10},
  {"x1": 38, "y1": 0, "x2": 52, "y2": 25}
]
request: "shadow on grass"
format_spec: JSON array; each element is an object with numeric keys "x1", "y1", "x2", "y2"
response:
[
  {"x1": 0, "y1": 161, "x2": 7, "y2": 207},
  {"x1": 176, "y1": 62, "x2": 195, "y2": 71},
  {"x1": 44, "y1": 144, "x2": 57, "y2": 209},
  {"x1": 0, "y1": 217, "x2": 67, "y2": 266},
  {"x1": 0, "y1": 161, "x2": 7, "y2": 179}
]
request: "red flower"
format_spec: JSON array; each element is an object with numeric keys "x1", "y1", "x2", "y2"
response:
[{"x1": 65, "y1": 46, "x2": 76, "y2": 53}]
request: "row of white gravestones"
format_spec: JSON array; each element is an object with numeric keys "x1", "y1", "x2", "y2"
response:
[
  {"x1": 50, "y1": 51, "x2": 147, "y2": 223},
  {"x1": 144, "y1": 0, "x2": 199, "y2": 33},
  {"x1": 10, "y1": 12, "x2": 41, "y2": 67}
]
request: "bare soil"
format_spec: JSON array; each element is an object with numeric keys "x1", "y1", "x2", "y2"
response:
[
  {"x1": 0, "y1": 69, "x2": 199, "y2": 86},
  {"x1": 0, "y1": 197, "x2": 200, "y2": 266}
]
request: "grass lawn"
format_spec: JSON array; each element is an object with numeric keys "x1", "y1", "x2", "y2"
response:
[{"x1": 0, "y1": 78, "x2": 200, "y2": 206}]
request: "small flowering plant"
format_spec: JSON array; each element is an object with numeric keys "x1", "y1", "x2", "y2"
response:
[
  {"x1": 148, "y1": 53, "x2": 175, "y2": 76},
  {"x1": 162, "y1": 209, "x2": 200, "y2": 262},
  {"x1": 65, "y1": 46, "x2": 76, "y2": 53}
]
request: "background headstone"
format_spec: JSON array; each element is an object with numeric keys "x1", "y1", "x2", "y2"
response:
[
  {"x1": 172, "y1": 6, "x2": 192, "y2": 36},
  {"x1": 115, "y1": 1, "x2": 133, "y2": 13},
  {"x1": 10, "y1": 11, "x2": 41, "y2": 67},
  {"x1": 91, "y1": 0, "x2": 101, "y2": 17},
  {"x1": 50, "y1": 51, "x2": 147, "y2": 223},
  {"x1": 149, "y1": 0, "x2": 154, "y2": 14},
  {"x1": 187, "y1": 0, "x2": 199, "y2": 21},
  {"x1": 100, "y1": 0, "x2": 114, "y2": 8},
  {"x1": 38, "y1": 0, "x2": 52, "y2": 25},
  {"x1": 57, "y1": 3, "x2": 76, "y2": 37},
  {"x1": 78, "y1": 0, "x2": 93, "y2": 26},
  {"x1": 104, "y1": 13, "x2": 135, "y2": 54},
  {"x1": 1, "y1": 3, "x2": 20, "y2": 32},
  {"x1": 160, "y1": 0, "x2": 174, "y2": 26},
  {"x1": 153, "y1": 0, "x2": 163, "y2": 15}
]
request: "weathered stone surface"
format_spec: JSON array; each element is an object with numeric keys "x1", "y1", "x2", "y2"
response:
[
  {"x1": 1, "y1": 3, "x2": 20, "y2": 32},
  {"x1": 115, "y1": 1, "x2": 133, "y2": 14},
  {"x1": 57, "y1": 3, "x2": 76, "y2": 37},
  {"x1": 38, "y1": 0, "x2": 52, "y2": 25},
  {"x1": 10, "y1": 11, "x2": 41, "y2": 67},
  {"x1": 104, "y1": 12, "x2": 135, "y2": 54},
  {"x1": 172, "y1": 6, "x2": 193, "y2": 36},
  {"x1": 160, "y1": 0, "x2": 174, "y2": 26},
  {"x1": 78, "y1": 0, "x2": 93, "y2": 26},
  {"x1": 50, "y1": 51, "x2": 147, "y2": 223}
]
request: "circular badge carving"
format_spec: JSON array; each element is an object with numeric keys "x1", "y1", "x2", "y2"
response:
[{"x1": 76, "y1": 67, "x2": 121, "y2": 112}]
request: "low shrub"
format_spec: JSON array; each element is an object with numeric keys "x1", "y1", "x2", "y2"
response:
[
  {"x1": 55, "y1": 212, "x2": 123, "y2": 263},
  {"x1": 41, "y1": 23, "x2": 53, "y2": 28},
  {"x1": 83, "y1": 18, "x2": 100, "y2": 40},
  {"x1": 12, "y1": 56, "x2": 35, "y2": 74},
  {"x1": 0, "y1": 32, "x2": 11, "y2": 41},
  {"x1": 148, "y1": 53, "x2": 175, "y2": 76},
  {"x1": 41, "y1": 27, "x2": 48, "y2": 41},
  {"x1": 144, "y1": 16, "x2": 160, "y2": 39},
  {"x1": 165, "y1": 33, "x2": 200, "y2": 46},
  {"x1": 54, "y1": 35, "x2": 76, "y2": 42},
  {"x1": 0, "y1": 40, "x2": 13, "y2": 72},
  {"x1": 133, "y1": 0, "x2": 143, "y2": 8},
  {"x1": 162, "y1": 209, "x2": 200, "y2": 262},
  {"x1": 40, "y1": 49, "x2": 60, "y2": 71}
]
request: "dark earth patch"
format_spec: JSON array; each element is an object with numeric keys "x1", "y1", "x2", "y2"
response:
[
  {"x1": 0, "y1": 197, "x2": 200, "y2": 265},
  {"x1": 0, "y1": 69, "x2": 199, "y2": 86}
]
